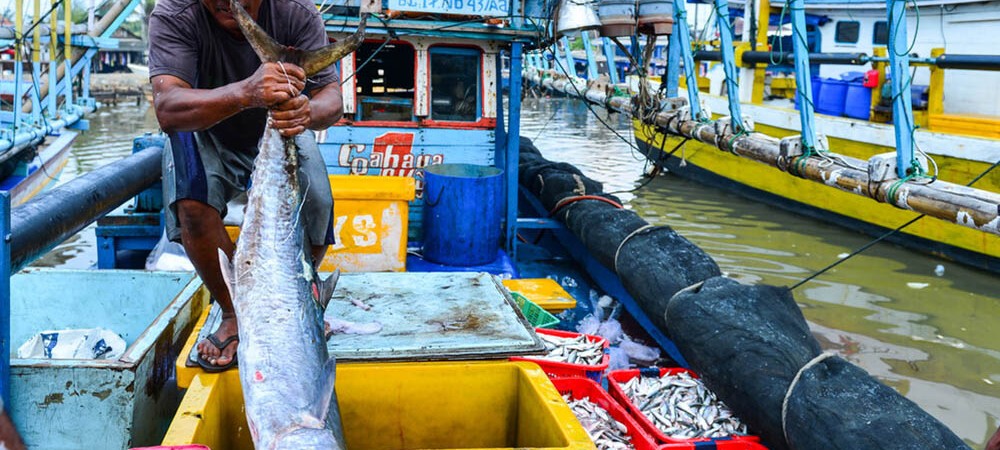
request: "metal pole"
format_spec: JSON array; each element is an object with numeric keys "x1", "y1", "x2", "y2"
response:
[
  {"x1": 666, "y1": 22, "x2": 681, "y2": 97},
  {"x1": 64, "y1": 0, "x2": 73, "y2": 108},
  {"x1": 0, "y1": 192, "x2": 10, "y2": 407},
  {"x1": 14, "y1": 0, "x2": 23, "y2": 129},
  {"x1": 82, "y1": 59, "x2": 91, "y2": 100},
  {"x1": 581, "y1": 32, "x2": 599, "y2": 80},
  {"x1": 713, "y1": 0, "x2": 745, "y2": 130},
  {"x1": 672, "y1": 0, "x2": 705, "y2": 120},
  {"x1": 790, "y1": 0, "x2": 818, "y2": 150},
  {"x1": 888, "y1": 0, "x2": 914, "y2": 178},
  {"x1": 506, "y1": 42, "x2": 523, "y2": 257},
  {"x1": 602, "y1": 37, "x2": 620, "y2": 84},
  {"x1": 49, "y1": 0, "x2": 58, "y2": 117},
  {"x1": 561, "y1": 36, "x2": 575, "y2": 77},
  {"x1": 9, "y1": 148, "x2": 163, "y2": 272},
  {"x1": 32, "y1": 0, "x2": 42, "y2": 123}
]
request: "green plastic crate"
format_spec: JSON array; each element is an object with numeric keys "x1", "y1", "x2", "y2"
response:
[{"x1": 510, "y1": 292, "x2": 560, "y2": 329}]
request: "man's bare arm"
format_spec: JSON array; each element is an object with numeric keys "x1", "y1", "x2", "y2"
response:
[{"x1": 152, "y1": 62, "x2": 307, "y2": 133}]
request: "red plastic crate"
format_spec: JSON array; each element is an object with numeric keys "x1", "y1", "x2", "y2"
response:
[
  {"x1": 511, "y1": 328, "x2": 610, "y2": 382},
  {"x1": 659, "y1": 441, "x2": 769, "y2": 449},
  {"x1": 551, "y1": 377, "x2": 660, "y2": 450},
  {"x1": 131, "y1": 446, "x2": 210, "y2": 450},
  {"x1": 608, "y1": 368, "x2": 762, "y2": 447}
]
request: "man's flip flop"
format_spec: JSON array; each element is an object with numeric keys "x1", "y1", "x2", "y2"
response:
[{"x1": 196, "y1": 333, "x2": 239, "y2": 373}]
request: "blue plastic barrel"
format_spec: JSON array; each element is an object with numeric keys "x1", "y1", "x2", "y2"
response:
[
  {"x1": 794, "y1": 77, "x2": 823, "y2": 111},
  {"x1": 422, "y1": 163, "x2": 503, "y2": 266},
  {"x1": 816, "y1": 78, "x2": 848, "y2": 116},
  {"x1": 844, "y1": 83, "x2": 872, "y2": 120}
]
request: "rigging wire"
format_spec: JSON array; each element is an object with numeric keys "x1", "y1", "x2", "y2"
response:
[{"x1": 789, "y1": 156, "x2": 1000, "y2": 291}]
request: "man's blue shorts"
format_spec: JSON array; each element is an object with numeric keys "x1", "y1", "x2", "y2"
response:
[{"x1": 162, "y1": 129, "x2": 335, "y2": 247}]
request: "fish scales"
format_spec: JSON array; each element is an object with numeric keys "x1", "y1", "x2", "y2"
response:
[{"x1": 220, "y1": 2, "x2": 366, "y2": 448}]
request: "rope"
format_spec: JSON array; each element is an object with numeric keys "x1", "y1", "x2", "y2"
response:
[
  {"x1": 613, "y1": 224, "x2": 657, "y2": 273},
  {"x1": 668, "y1": 280, "x2": 706, "y2": 302},
  {"x1": 549, "y1": 195, "x2": 624, "y2": 216},
  {"x1": 790, "y1": 156, "x2": 1000, "y2": 291},
  {"x1": 781, "y1": 351, "x2": 838, "y2": 446}
]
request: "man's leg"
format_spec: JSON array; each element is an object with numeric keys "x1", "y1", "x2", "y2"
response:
[
  {"x1": 178, "y1": 199, "x2": 239, "y2": 367},
  {"x1": 163, "y1": 130, "x2": 250, "y2": 369},
  {"x1": 298, "y1": 131, "x2": 335, "y2": 270}
]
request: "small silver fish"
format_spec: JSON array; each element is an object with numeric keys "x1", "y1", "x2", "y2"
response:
[
  {"x1": 530, "y1": 334, "x2": 604, "y2": 365},
  {"x1": 563, "y1": 395, "x2": 634, "y2": 450},
  {"x1": 618, "y1": 372, "x2": 748, "y2": 439}
]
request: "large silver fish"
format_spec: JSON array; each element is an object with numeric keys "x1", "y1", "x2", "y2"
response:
[{"x1": 218, "y1": 3, "x2": 365, "y2": 448}]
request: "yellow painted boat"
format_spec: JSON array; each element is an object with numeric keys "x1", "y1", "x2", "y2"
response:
[{"x1": 632, "y1": 96, "x2": 1000, "y2": 271}]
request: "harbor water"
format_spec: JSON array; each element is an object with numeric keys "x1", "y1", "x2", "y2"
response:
[{"x1": 36, "y1": 97, "x2": 1000, "y2": 447}]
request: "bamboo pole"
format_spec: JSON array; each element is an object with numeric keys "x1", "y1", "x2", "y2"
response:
[{"x1": 527, "y1": 69, "x2": 1000, "y2": 237}]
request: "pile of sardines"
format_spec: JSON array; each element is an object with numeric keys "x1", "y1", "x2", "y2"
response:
[
  {"x1": 617, "y1": 371, "x2": 748, "y2": 439},
  {"x1": 530, "y1": 333, "x2": 604, "y2": 365},
  {"x1": 563, "y1": 395, "x2": 633, "y2": 450}
]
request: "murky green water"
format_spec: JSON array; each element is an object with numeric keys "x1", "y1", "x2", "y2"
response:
[
  {"x1": 520, "y1": 96, "x2": 1000, "y2": 447},
  {"x1": 37, "y1": 97, "x2": 999, "y2": 446}
]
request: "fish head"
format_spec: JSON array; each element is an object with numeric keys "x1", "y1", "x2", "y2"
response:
[{"x1": 273, "y1": 427, "x2": 341, "y2": 450}]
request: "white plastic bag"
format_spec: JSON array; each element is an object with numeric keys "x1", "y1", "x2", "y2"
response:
[
  {"x1": 145, "y1": 232, "x2": 195, "y2": 271},
  {"x1": 17, "y1": 328, "x2": 127, "y2": 360},
  {"x1": 621, "y1": 337, "x2": 661, "y2": 365}
]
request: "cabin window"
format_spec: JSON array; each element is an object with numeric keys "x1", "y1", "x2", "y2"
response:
[
  {"x1": 835, "y1": 21, "x2": 860, "y2": 44},
  {"x1": 354, "y1": 41, "x2": 415, "y2": 122},
  {"x1": 429, "y1": 47, "x2": 480, "y2": 122},
  {"x1": 873, "y1": 21, "x2": 889, "y2": 45}
]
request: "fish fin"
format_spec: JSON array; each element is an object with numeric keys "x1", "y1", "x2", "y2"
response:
[
  {"x1": 313, "y1": 357, "x2": 338, "y2": 421},
  {"x1": 316, "y1": 357, "x2": 348, "y2": 444},
  {"x1": 300, "y1": 15, "x2": 368, "y2": 77},
  {"x1": 217, "y1": 248, "x2": 236, "y2": 306},
  {"x1": 229, "y1": 0, "x2": 283, "y2": 63},
  {"x1": 318, "y1": 270, "x2": 341, "y2": 310}
]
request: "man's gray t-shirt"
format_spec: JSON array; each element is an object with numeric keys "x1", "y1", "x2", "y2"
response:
[{"x1": 147, "y1": 0, "x2": 339, "y2": 153}]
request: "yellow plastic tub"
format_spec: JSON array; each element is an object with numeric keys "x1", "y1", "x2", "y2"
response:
[
  {"x1": 320, "y1": 175, "x2": 415, "y2": 273},
  {"x1": 222, "y1": 175, "x2": 415, "y2": 272},
  {"x1": 503, "y1": 278, "x2": 577, "y2": 313},
  {"x1": 162, "y1": 361, "x2": 595, "y2": 450}
]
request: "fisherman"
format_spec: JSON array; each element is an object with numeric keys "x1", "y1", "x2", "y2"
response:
[
  {"x1": 0, "y1": 398, "x2": 26, "y2": 450},
  {"x1": 148, "y1": 0, "x2": 342, "y2": 371}
]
